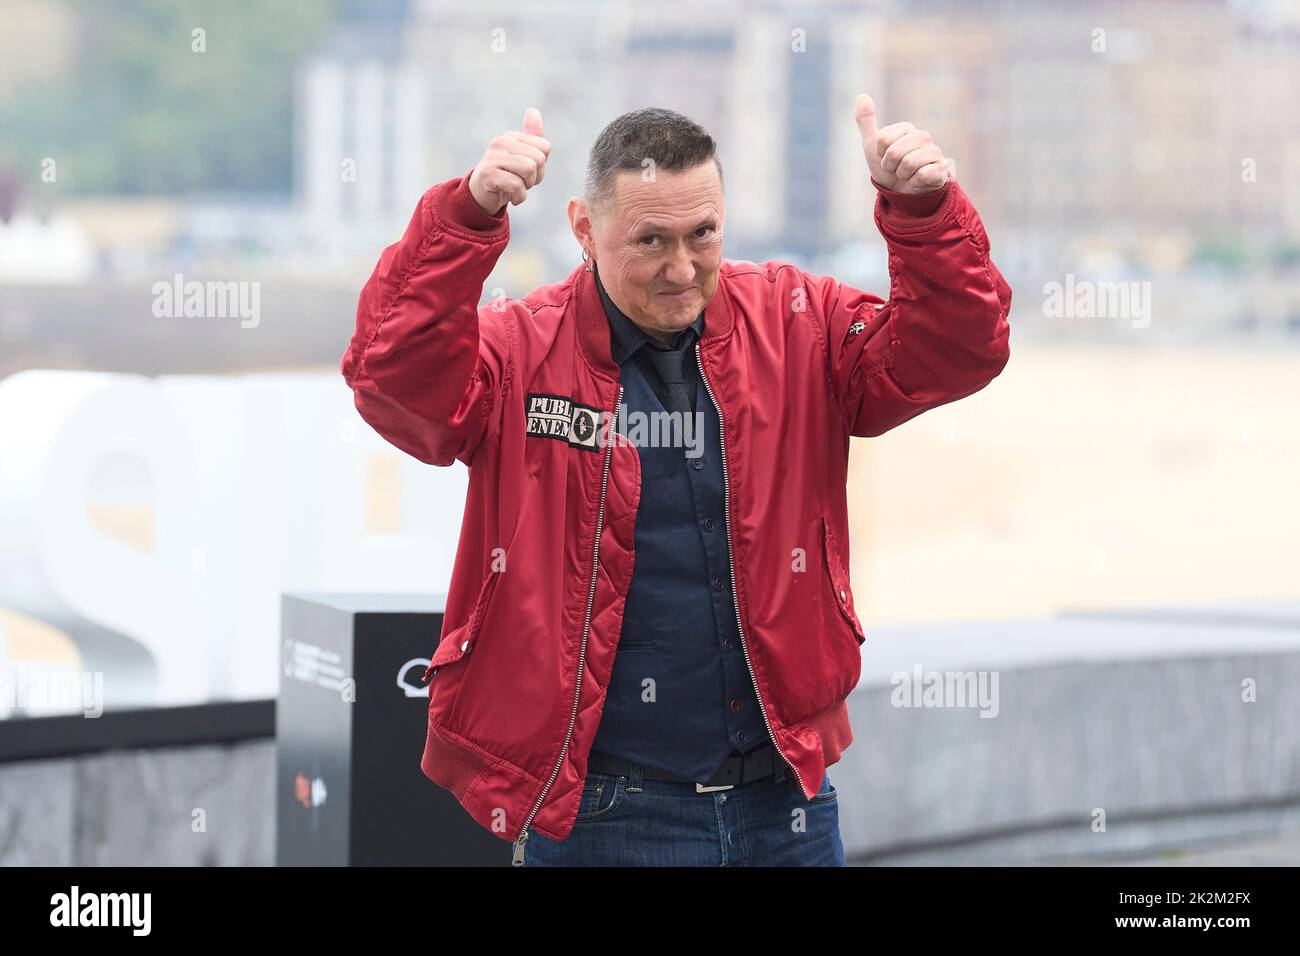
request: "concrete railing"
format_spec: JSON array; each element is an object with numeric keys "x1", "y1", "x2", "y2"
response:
[
  {"x1": 832, "y1": 599, "x2": 1300, "y2": 863},
  {"x1": 3, "y1": 597, "x2": 1297, "y2": 865}
]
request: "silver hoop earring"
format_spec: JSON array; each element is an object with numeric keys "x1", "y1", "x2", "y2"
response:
[{"x1": 582, "y1": 249, "x2": 593, "y2": 272}]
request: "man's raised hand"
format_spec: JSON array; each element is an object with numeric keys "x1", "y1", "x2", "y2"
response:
[
  {"x1": 854, "y1": 93, "x2": 952, "y2": 195},
  {"x1": 468, "y1": 106, "x2": 552, "y2": 215}
]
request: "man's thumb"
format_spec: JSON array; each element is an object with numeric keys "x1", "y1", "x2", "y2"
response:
[
  {"x1": 854, "y1": 93, "x2": 878, "y2": 145},
  {"x1": 523, "y1": 106, "x2": 544, "y2": 137}
]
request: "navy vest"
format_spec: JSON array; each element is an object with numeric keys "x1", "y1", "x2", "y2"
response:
[{"x1": 590, "y1": 340, "x2": 771, "y2": 783}]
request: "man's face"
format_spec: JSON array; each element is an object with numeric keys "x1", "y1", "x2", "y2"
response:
[{"x1": 573, "y1": 162, "x2": 724, "y2": 342}]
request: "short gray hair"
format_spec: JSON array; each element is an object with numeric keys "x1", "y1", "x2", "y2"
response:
[{"x1": 584, "y1": 107, "x2": 723, "y2": 213}]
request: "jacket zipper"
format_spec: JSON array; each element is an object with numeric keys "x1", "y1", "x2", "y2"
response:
[
  {"x1": 694, "y1": 341, "x2": 804, "y2": 796},
  {"x1": 512, "y1": 383, "x2": 623, "y2": 867}
]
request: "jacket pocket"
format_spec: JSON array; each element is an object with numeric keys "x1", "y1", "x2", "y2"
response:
[
  {"x1": 821, "y1": 513, "x2": 866, "y2": 646},
  {"x1": 421, "y1": 568, "x2": 502, "y2": 689}
]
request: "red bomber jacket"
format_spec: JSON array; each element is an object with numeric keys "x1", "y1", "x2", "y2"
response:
[{"x1": 340, "y1": 167, "x2": 1012, "y2": 864}]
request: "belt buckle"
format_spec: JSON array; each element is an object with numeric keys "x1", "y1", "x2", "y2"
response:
[{"x1": 696, "y1": 782, "x2": 735, "y2": 793}]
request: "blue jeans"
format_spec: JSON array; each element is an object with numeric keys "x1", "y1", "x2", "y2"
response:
[{"x1": 517, "y1": 761, "x2": 845, "y2": 866}]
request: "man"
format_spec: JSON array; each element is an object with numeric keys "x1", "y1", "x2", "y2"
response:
[{"x1": 340, "y1": 98, "x2": 1011, "y2": 866}]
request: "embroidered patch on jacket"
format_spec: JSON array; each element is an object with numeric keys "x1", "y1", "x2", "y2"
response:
[{"x1": 525, "y1": 392, "x2": 602, "y2": 451}]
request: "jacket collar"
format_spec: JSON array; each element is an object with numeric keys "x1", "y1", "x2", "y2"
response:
[{"x1": 575, "y1": 260, "x2": 734, "y2": 383}]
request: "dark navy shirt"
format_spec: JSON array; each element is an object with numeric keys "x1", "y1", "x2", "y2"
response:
[{"x1": 589, "y1": 266, "x2": 771, "y2": 784}]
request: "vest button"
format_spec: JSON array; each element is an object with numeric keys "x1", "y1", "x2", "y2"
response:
[
  {"x1": 691, "y1": 457, "x2": 705, "y2": 470},
  {"x1": 729, "y1": 698, "x2": 741, "y2": 713},
  {"x1": 713, "y1": 577, "x2": 725, "y2": 592},
  {"x1": 704, "y1": 518, "x2": 715, "y2": 531}
]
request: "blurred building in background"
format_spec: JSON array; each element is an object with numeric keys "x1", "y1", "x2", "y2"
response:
[
  {"x1": 296, "y1": 19, "x2": 429, "y2": 256},
  {"x1": 0, "y1": 0, "x2": 1296, "y2": 334},
  {"x1": 407, "y1": 0, "x2": 889, "y2": 265}
]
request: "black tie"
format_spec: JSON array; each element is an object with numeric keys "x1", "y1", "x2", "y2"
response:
[{"x1": 644, "y1": 341, "x2": 693, "y2": 417}]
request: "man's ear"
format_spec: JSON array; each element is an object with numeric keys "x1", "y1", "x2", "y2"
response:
[{"x1": 567, "y1": 197, "x2": 594, "y2": 257}]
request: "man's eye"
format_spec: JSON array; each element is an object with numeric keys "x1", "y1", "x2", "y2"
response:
[
  {"x1": 640, "y1": 236, "x2": 659, "y2": 246},
  {"x1": 694, "y1": 227, "x2": 714, "y2": 238}
]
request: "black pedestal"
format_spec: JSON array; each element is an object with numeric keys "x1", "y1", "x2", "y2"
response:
[{"x1": 276, "y1": 592, "x2": 508, "y2": 866}]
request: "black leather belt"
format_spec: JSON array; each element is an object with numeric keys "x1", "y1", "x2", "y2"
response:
[{"x1": 587, "y1": 744, "x2": 784, "y2": 792}]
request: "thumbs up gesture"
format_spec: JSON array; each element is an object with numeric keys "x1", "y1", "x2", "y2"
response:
[
  {"x1": 854, "y1": 94, "x2": 952, "y2": 195},
  {"x1": 468, "y1": 106, "x2": 552, "y2": 215}
]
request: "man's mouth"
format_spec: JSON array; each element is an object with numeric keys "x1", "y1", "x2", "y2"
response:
[{"x1": 657, "y1": 288, "x2": 695, "y2": 298}]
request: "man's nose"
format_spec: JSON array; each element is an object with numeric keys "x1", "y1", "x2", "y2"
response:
[{"x1": 662, "y1": 247, "x2": 695, "y2": 286}]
